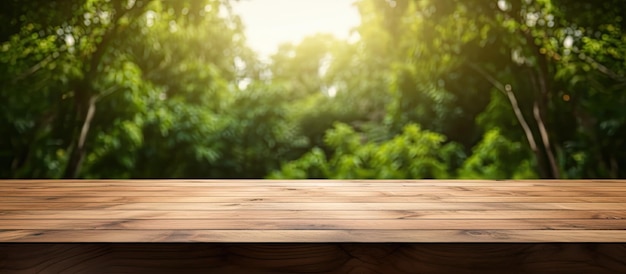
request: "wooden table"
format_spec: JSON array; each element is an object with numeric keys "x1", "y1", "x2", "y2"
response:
[{"x1": 1, "y1": 180, "x2": 625, "y2": 273}]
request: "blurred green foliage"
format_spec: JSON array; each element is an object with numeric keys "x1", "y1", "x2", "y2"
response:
[
  {"x1": 1, "y1": 0, "x2": 625, "y2": 179},
  {"x1": 269, "y1": 123, "x2": 455, "y2": 179}
]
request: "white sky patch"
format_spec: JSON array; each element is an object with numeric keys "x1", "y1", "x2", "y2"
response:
[
  {"x1": 318, "y1": 53, "x2": 332, "y2": 77},
  {"x1": 326, "y1": 85, "x2": 337, "y2": 97},
  {"x1": 232, "y1": 0, "x2": 360, "y2": 59},
  {"x1": 497, "y1": 0, "x2": 511, "y2": 11},
  {"x1": 238, "y1": 77, "x2": 252, "y2": 90},
  {"x1": 563, "y1": 36, "x2": 574, "y2": 48},
  {"x1": 146, "y1": 10, "x2": 156, "y2": 27},
  {"x1": 64, "y1": 34, "x2": 75, "y2": 47}
]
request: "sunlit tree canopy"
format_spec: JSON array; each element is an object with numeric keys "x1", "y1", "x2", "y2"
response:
[{"x1": 1, "y1": 0, "x2": 625, "y2": 179}]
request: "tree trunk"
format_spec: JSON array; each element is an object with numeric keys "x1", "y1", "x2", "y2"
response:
[
  {"x1": 63, "y1": 96, "x2": 97, "y2": 178},
  {"x1": 60, "y1": 6, "x2": 137, "y2": 178},
  {"x1": 524, "y1": 30, "x2": 561, "y2": 179},
  {"x1": 532, "y1": 100, "x2": 559, "y2": 178},
  {"x1": 469, "y1": 64, "x2": 550, "y2": 178}
]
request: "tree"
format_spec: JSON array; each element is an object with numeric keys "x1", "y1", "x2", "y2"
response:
[
  {"x1": 3, "y1": 0, "x2": 624, "y2": 179},
  {"x1": 0, "y1": 0, "x2": 247, "y2": 178},
  {"x1": 269, "y1": 123, "x2": 457, "y2": 179},
  {"x1": 351, "y1": 0, "x2": 626, "y2": 178},
  {"x1": 459, "y1": 129, "x2": 537, "y2": 179}
]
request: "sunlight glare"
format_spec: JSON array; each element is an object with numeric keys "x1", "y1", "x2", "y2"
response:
[{"x1": 232, "y1": 0, "x2": 360, "y2": 59}]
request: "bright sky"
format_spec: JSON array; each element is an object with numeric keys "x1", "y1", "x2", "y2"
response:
[{"x1": 231, "y1": 0, "x2": 360, "y2": 59}]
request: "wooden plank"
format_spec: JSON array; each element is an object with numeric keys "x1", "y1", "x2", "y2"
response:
[
  {"x1": 4, "y1": 190, "x2": 626, "y2": 197},
  {"x1": 1, "y1": 179, "x2": 625, "y2": 245},
  {"x1": 1, "y1": 202, "x2": 625, "y2": 210},
  {"x1": 1, "y1": 229, "x2": 626, "y2": 242},
  {"x1": 1, "y1": 219, "x2": 625, "y2": 230},
  {"x1": 1, "y1": 210, "x2": 624, "y2": 220},
  {"x1": 4, "y1": 186, "x2": 626, "y2": 192},
  {"x1": 2, "y1": 179, "x2": 626, "y2": 187},
  {"x1": 3, "y1": 195, "x2": 626, "y2": 203},
  {"x1": 2, "y1": 243, "x2": 625, "y2": 274},
  {"x1": 1, "y1": 209, "x2": 623, "y2": 220}
]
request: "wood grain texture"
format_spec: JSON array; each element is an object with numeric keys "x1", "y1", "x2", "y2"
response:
[
  {"x1": 3, "y1": 209, "x2": 626, "y2": 219},
  {"x1": 3, "y1": 195, "x2": 626, "y2": 203},
  {"x1": 2, "y1": 180, "x2": 626, "y2": 272},
  {"x1": 2, "y1": 229, "x2": 626, "y2": 242},
  {"x1": 1, "y1": 180, "x2": 626, "y2": 243},
  {"x1": 1, "y1": 243, "x2": 625, "y2": 273}
]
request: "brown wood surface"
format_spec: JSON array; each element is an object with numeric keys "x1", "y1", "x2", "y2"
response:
[
  {"x1": 1, "y1": 243, "x2": 625, "y2": 273},
  {"x1": 1, "y1": 180, "x2": 626, "y2": 242},
  {"x1": 2, "y1": 180, "x2": 626, "y2": 273}
]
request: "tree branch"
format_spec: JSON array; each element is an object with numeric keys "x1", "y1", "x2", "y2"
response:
[
  {"x1": 526, "y1": 67, "x2": 560, "y2": 179},
  {"x1": 468, "y1": 63, "x2": 538, "y2": 153},
  {"x1": 575, "y1": 49, "x2": 624, "y2": 81},
  {"x1": 13, "y1": 45, "x2": 67, "y2": 82}
]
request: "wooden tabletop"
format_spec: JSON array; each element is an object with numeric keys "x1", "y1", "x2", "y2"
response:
[{"x1": 1, "y1": 180, "x2": 625, "y2": 242}]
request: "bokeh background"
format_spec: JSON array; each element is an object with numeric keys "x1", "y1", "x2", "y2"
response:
[{"x1": 1, "y1": 0, "x2": 624, "y2": 179}]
